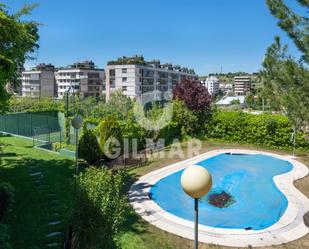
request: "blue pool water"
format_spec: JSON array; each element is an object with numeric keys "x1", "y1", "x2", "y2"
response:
[{"x1": 150, "y1": 153, "x2": 293, "y2": 230}]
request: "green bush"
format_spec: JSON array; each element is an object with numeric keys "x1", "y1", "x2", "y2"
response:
[
  {"x1": 0, "y1": 224, "x2": 12, "y2": 249},
  {"x1": 120, "y1": 119, "x2": 146, "y2": 153},
  {"x1": 157, "y1": 100, "x2": 198, "y2": 144},
  {"x1": 53, "y1": 142, "x2": 75, "y2": 152},
  {"x1": 205, "y1": 111, "x2": 309, "y2": 150},
  {"x1": 0, "y1": 182, "x2": 15, "y2": 222},
  {"x1": 72, "y1": 167, "x2": 128, "y2": 249},
  {"x1": 9, "y1": 97, "x2": 63, "y2": 113},
  {"x1": 98, "y1": 116, "x2": 123, "y2": 159},
  {"x1": 78, "y1": 129, "x2": 102, "y2": 165}
]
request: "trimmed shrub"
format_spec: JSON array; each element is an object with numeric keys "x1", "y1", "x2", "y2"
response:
[
  {"x1": 0, "y1": 182, "x2": 15, "y2": 222},
  {"x1": 78, "y1": 129, "x2": 102, "y2": 165},
  {"x1": 205, "y1": 111, "x2": 309, "y2": 150},
  {"x1": 72, "y1": 167, "x2": 128, "y2": 249},
  {"x1": 98, "y1": 116, "x2": 123, "y2": 159}
]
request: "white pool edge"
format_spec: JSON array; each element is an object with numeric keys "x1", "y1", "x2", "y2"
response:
[{"x1": 129, "y1": 149, "x2": 309, "y2": 247}]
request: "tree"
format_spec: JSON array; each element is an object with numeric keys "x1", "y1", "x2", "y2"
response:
[
  {"x1": 78, "y1": 129, "x2": 102, "y2": 165},
  {"x1": 245, "y1": 92, "x2": 255, "y2": 108},
  {"x1": 91, "y1": 90, "x2": 133, "y2": 120},
  {"x1": 266, "y1": 0, "x2": 309, "y2": 63},
  {"x1": 98, "y1": 116, "x2": 123, "y2": 160},
  {"x1": 0, "y1": 3, "x2": 39, "y2": 112},
  {"x1": 173, "y1": 78, "x2": 212, "y2": 112},
  {"x1": 263, "y1": 1, "x2": 309, "y2": 153},
  {"x1": 261, "y1": 37, "x2": 309, "y2": 131}
]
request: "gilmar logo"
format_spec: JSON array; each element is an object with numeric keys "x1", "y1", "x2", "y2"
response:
[{"x1": 133, "y1": 90, "x2": 173, "y2": 131}]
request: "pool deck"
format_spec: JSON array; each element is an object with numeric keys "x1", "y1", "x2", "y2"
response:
[{"x1": 129, "y1": 149, "x2": 309, "y2": 247}]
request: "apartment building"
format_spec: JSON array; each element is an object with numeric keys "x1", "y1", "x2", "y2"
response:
[
  {"x1": 234, "y1": 76, "x2": 252, "y2": 96},
  {"x1": 21, "y1": 64, "x2": 55, "y2": 98},
  {"x1": 105, "y1": 56, "x2": 197, "y2": 101},
  {"x1": 201, "y1": 76, "x2": 220, "y2": 95},
  {"x1": 55, "y1": 61, "x2": 104, "y2": 99}
]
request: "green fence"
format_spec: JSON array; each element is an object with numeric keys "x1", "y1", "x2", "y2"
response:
[
  {"x1": 0, "y1": 112, "x2": 83, "y2": 148},
  {"x1": 0, "y1": 112, "x2": 65, "y2": 146},
  {"x1": 0, "y1": 112, "x2": 60, "y2": 136}
]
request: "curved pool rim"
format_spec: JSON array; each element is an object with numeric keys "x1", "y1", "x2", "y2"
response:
[{"x1": 129, "y1": 149, "x2": 309, "y2": 247}]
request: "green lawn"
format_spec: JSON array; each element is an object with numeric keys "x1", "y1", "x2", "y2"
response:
[
  {"x1": 1, "y1": 135, "x2": 309, "y2": 249},
  {"x1": 0, "y1": 135, "x2": 74, "y2": 249}
]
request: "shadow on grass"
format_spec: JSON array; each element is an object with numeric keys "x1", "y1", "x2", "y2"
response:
[
  {"x1": 0, "y1": 156, "x2": 74, "y2": 249},
  {"x1": 0, "y1": 152, "x2": 18, "y2": 157},
  {"x1": 0, "y1": 133, "x2": 11, "y2": 138},
  {"x1": 120, "y1": 172, "x2": 155, "y2": 236}
]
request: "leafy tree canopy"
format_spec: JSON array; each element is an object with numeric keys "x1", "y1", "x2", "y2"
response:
[
  {"x1": 173, "y1": 78, "x2": 212, "y2": 112},
  {"x1": 0, "y1": 3, "x2": 39, "y2": 112},
  {"x1": 266, "y1": 0, "x2": 309, "y2": 63},
  {"x1": 261, "y1": 37, "x2": 309, "y2": 130}
]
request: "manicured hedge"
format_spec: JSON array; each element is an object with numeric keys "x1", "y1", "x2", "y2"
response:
[{"x1": 205, "y1": 111, "x2": 309, "y2": 150}]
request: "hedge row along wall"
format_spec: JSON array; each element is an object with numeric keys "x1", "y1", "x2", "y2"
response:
[{"x1": 206, "y1": 112, "x2": 309, "y2": 150}]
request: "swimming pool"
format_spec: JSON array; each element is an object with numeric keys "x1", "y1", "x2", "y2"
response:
[{"x1": 150, "y1": 153, "x2": 293, "y2": 230}]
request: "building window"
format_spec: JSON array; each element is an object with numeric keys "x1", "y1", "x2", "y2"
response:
[
  {"x1": 110, "y1": 79, "x2": 115, "y2": 87},
  {"x1": 122, "y1": 77, "x2": 127, "y2": 82},
  {"x1": 110, "y1": 69, "x2": 115, "y2": 77},
  {"x1": 122, "y1": 86, "x2": 127, "y2": 91},
  {"x1": 122, "y1": 68, "x2": 127, "y2": 73}
]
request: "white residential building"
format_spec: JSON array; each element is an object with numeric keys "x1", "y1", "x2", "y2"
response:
[
  {"x1": 202, "y1": 76, "x2": 220, "y2": 95},
  {"x1": 105, "y1": 56, "x2": 197, "y2": 101},
  {"x1": 55, "y1": 61, "x2": 104, "y2": 99},
  {"x1": 21, "y1": 64, "x2": 55, "y2": 98},
  {"x1": 234, "y1": 76, "x2": 252, "y2": 96}
]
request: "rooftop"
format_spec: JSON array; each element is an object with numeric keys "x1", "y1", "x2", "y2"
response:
[
  {"x1": 217, "y1": 96, "x2": 245, "y2": 105},
  {"x1": 107, "y1": 55, "x2": 196, "y2": 74}
]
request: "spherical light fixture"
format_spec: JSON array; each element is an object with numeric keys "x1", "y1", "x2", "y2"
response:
[
  {"x1": 71, "y1": 115, "x2": 83, "y2": 129},
  {"x1": 181, "y1": 165, "x2": 212, "y2": 199},
  {"x1": 180, "y1": 165, "x2": 212, "y2": 249}
]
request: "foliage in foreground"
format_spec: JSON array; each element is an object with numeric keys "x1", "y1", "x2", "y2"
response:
[
  {"x1": 0, "y1": 182, "x2": 15, "y2": 249},
  {"x1": 0, "y1": 4, "x2": 39, "y2": 113},
  {"x1": 261, "y1": 37, "x2": 309, "y2": 133},
  {"x1": 72, "y1": 167, "x2": 128, "y2": 249},
  {"x1": 0, "y1": 182, "x2": 15, "y2": 222},
  {"x1": 262, "y1": 1, "x2": 309, "y2": 134},
  {"x1": 0, "y1": 224, "x2": 12, "y2": 249},
  {"x1": 266, "y1": 0, "x2": 308, "y2": 63}
]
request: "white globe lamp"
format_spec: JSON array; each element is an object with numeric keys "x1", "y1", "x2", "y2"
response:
[{"x1": 181, "y1": 165, "x2": 212, "y2": 249}]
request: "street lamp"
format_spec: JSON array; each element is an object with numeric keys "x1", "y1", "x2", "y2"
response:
[
  {"x1": 71, "y1": 115, "x2": 83, "y2": 177},
  {"x1": 181, "y1": 166, "x2": 212, "y2": 249}
]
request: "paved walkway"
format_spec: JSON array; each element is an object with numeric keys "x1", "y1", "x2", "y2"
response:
[{"x1": 129, "y1": 149, "x2": 309, "y2": 247}]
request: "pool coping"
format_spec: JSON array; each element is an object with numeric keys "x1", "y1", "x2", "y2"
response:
[{"x1": 128, "y1": 149, "x2": 309, "y2": 247}]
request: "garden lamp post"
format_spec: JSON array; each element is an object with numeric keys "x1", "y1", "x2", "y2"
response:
[
  {"x1": 71, "y1": 115, "x2": 83, "y2": 177},
  {"x1": 181, "y1": 166, "x2": 212, "y2": 249}
]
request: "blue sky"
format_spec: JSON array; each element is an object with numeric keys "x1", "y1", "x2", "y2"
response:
[{"x1": 4, "y1": 0, "x2": 303, "y2": 75}]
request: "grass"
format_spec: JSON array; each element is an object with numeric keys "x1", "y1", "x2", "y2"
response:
[
  {"x1": 1, "y1": 136, "x2": 309, "y2": 249},
  {"x1": 0, "y1": 135, "x2": 74, "y2": 249}
]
